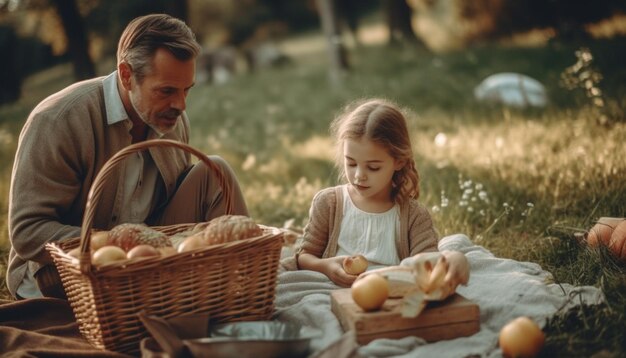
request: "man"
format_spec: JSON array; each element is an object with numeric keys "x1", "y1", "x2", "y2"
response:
[{"x1": 7, "y1": 14, "x2": 249, "y2": 299}]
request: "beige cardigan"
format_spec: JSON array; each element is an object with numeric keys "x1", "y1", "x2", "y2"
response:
[
  {"x1": 7, "y1": 76, "x2": 191, "y2": 298},
  {"x1": 297, "y1": 185, "x2": 438, "y2": 264}
]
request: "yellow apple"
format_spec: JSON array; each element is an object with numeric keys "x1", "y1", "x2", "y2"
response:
[
  {"x1": 92, "y1": 245, "x2": 127, "y2": 266},
  {"x1": 158, "y1": 246, "x2": 178, "y2": 257},
  {"x1": 126, "y1": 244, "x2": 161, "y2": 259},
  {"x1": 351, "y1": 273, "x2": 389, "y2": 311},
  {"x1": 177, "y1": 234, "x2": 206, "y2": 253},
  {"x1": 343, "y1": 254, "x2": 369, "y2": 275},
  {"x1": 90, "y1": 230, "x2": 110, "y2": 251},
  {"x1": 499, "y1": 316, "x2": 545, "y2": 357},
  {"x1": 68, "y1": 247, "x2": 81, "y2": 259}
]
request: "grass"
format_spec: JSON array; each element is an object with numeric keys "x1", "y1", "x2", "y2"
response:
[{"x1": 1, "y1": 31, "x2": 626, "y2": 356}]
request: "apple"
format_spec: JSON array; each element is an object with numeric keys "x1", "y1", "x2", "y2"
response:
[
  {"x1": 90, "y1": 230, "x2": 110, "y2": 251},
  {"x1": 177, "y1": 234, "x2": 206, "y2": 253},
  {"x1": 127, "y1": 244, "x2": 161, "y2": 259},
  {"x1": 67, "y1": 247, "x2": 81, "y2": 262},
  {"x1": 158, "y1": 246, "x2": 178, "y2": 257},
  {"x1": 68, "y1": 247, "x2": 81, "y2": 258},
  {"x1": 351, "y1": 273, "x2": 389, "y2": 311},
  {"x1": 343, "y1": 254, "x2": 369, "y2": 275},
  {"x1": 499, "y1": 316, "x2": 545, "y2": 357},
  {"x1": 92, "y1": 245, "x2": 127, "y2": 266}
]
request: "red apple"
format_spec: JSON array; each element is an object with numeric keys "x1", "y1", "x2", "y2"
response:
[{"x1": 343, "y1": 254, "x2": 369, "y2": 275}]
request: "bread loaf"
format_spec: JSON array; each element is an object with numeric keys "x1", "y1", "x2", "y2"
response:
[
  {"x1": 107, "y1": 223, "x2": 172, "y2": 251},
  {"x1": 201, "y1": 215, "x2": 262, "y2": 245}
]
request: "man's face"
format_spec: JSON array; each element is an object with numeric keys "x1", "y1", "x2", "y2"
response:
[{"x1": 128, "y1": 48, "x2": 196, "y2": 135}]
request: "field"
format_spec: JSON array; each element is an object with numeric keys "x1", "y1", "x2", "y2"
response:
[{"x1": 1, "y1": 29, "x2": 626, "y2": 356}]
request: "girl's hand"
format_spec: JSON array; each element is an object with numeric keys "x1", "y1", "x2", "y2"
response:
[
  {"x1": 297, "y1": 252, "x2": 358, "y2": 287},
  {"x1": 321, "y1": 256, "x2": 358, "y2": 287},
  {"x1": 398, "y1": 250, "x2": 470, "y2": 299},
  {"x1": 440, "y1": 250, "x2": 470, "y2": 289}
]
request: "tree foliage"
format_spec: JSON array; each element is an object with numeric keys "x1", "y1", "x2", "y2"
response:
[{"x1": 493, "y1": 0, "x2": 626, "y2": 39}]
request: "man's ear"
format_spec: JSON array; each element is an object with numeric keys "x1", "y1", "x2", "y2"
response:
[{"x1": 118, "y1": 62, "x2": 132, "y2": 90}]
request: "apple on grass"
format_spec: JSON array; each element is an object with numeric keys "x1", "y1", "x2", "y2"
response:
[{"x1": 343, "y1": 254, "x2": 369, "y2": 275}]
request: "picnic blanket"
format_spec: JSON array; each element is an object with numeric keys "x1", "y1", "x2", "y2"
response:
[
  {"x1": 0, "y1": 234, "x2": 604, "y2": 357},
  {"x1": 274, "y1": 233, "x2": 605, "y2": 358}
]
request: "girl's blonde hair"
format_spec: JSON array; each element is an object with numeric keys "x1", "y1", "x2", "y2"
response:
[{"x1": 330, "y1": 98, "x2": 420, "y2": 203}]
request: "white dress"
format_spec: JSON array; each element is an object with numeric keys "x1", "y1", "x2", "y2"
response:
[{"x1": 336, "y1": 185, "x2": 400, "y2": 270}]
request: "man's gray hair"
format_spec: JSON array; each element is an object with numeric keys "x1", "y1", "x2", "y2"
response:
[{"x1": 117, "y1": 14, "x2": 201, "y2": 82}]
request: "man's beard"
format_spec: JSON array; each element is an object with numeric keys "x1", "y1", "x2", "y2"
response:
[{"x1": 129, "y1": 90, "x2": 180, "y2": 136}]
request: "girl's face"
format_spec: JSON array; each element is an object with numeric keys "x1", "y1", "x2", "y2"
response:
[{"x1": 343, "y1": 138, "x2": 402, "y2": 205}]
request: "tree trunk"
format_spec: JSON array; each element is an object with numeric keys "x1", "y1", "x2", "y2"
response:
[
  {"x1": 162, "y1": 0, "x2": 188, "y2": 22},
  {"x1": 316, "y1": 0, "x2": 349, "y2": 85},
  {"x1": 384, "y1": 0, "x2": 427, "y2": 48},
  {"x1": 50, "y1": 0, "x2": 95, "y2": 80},
  {"x1": 0, "y1": 25, "x2": 21, "y2": 104}
]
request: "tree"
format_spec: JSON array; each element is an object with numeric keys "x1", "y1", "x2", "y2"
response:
[
  {"x1": 383, "y1": 0, "x2": 427, "y2": 47},
  {"x1": 316, "y1": 0, "x2": 349, "y2": 85},
  {"x1": 0, "y1": 25, "x2": 20, "y2": 104},
  {"x1": 49, "y1": 0, "x2": 95, "y2": 79}
]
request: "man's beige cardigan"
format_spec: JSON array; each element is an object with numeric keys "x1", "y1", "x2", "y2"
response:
[
  {"x1": 296, "y1": 185, "x2": 439, "y2": 264},
  {"x1": 7, "y1": 76, "x2": 192, "y2": 298}
]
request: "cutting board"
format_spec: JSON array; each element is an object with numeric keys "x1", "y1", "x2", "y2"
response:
[{"x1": 330, "y1": 289, "x2": 480, "y2": 344}]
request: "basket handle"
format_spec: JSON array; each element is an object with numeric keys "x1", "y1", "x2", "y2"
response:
[{"x1": 78, "y1": 139, "x2": 233, "y2": 274}]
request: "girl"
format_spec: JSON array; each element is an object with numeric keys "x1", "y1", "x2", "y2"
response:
[{"x1": 296, "y1": 98, "x2": 440, "y2": 287}]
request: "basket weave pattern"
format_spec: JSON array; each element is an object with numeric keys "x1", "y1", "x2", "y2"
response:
[{"x1": 46, "y1": 140, "x2": 282, "y2": 354}]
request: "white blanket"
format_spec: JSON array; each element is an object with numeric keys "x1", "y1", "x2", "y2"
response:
[{"x1": 274, "y1": 234, "x2": 604, "y2": 358}]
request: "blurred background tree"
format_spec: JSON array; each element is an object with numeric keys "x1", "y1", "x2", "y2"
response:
[
  {"x1": 407, "y1": 0, "x2": 626, "y2": 51},
  {"x1": 49, "y1": 0, "x2": 94, "y2": 80},
  {"x1": 1, "y1": 0, "x2": 625, "y2": 104}
]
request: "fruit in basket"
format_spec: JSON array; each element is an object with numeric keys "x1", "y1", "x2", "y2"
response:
[
  {"x1": 91, "y1": 230, "x2": 110, "y2": 251},
  {"x1": 200, "y1": 215, "x2": 263, "y2": 245},
  {"x1": 107, "y1": 223, "x2": 172, "y2": 251},
  {"x1": 158, "y1": 246, "x2": 178, "y2": 256},
  {"x1": 127, "y1": 244, "x2": 161, "y2": 259},
  {"x1": 343, "y1": 254, "x2": 369, "y2": 275},
  {"x1": 68, "y1": 247, "x2": 81, "y2": 260},
  {"x1": 177, "y1": 234, "x2": 206, "y2": 253},
  {"x1": 92, "y1": 245, "x2": 127, "y2": 266},
  {"x1": 351, "y1": 273, "x2": 389, "y2": 311}
]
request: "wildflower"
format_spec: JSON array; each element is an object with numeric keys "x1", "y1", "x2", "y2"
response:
[{"x1": 434, "y1": 132, "x2": 448, "y2": 147}]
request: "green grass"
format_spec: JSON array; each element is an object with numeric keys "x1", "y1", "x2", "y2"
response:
[{"x1": 1, "y1": 35, "x2": 626, "y2": 356}]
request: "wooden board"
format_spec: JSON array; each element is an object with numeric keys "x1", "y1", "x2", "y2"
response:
[{"x1": 330, "y1": 289, "x2": 480, "y2": 344}]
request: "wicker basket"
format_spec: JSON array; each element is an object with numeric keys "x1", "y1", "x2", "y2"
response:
[{"x1": 46, "y1": 139, "x2": 283, "y2": 355}]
